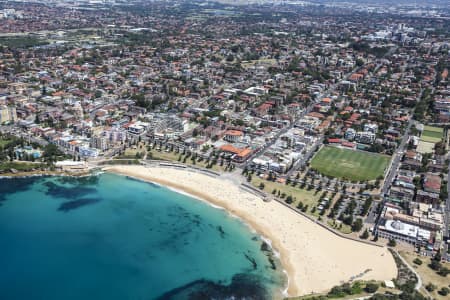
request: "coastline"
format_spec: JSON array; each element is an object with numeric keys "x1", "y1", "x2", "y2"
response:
[
  {"x1": 119, "y1": 171, "x2": 291, "y2": 298},
  {"x1": 0, "y1": 170, "x2": 91, "y2": 178},
  {"x1": 123, "y1": 171, "x2": 290, "y2": 297},
  {"x1": 104, "y1": 165, "x2": 398, "y2": 297}
]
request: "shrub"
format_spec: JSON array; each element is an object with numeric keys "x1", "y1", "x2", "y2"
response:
[
  {"x1": 398, "y1": 280, "x2": 416, "y2": 294},
  {"x1": 350, "y1": 282, "x2": 362, "y2": 294},
  {"x1": 429, "y1": 259, "x2": 441, "y2": 271},
  {"x1": 425, "y1": 283, "x2": 436, "y2": 292},
  {"x1": 285, "y1": 195, "x2": 293, "y2": 204},
  {"x1": 328, "y1": 285, "x2": 345, "y2": 298},
  {"x1": 301, "y1": 205, "x2": 309, "y2": 213},
  {"x1": 438, "y1": 287, "x2": 449, "y2": 296},
  {"x1": 438, "y1": 266, "x2": 450, "y2": 277},
  {"x1": 413, "y1": 258, "x2": 422, "y2": 265},
  {"x1": 360, "y1": 229, "x2": 369, "y2": 239},
  {"x1": 365, "y1": 282, "x2": 379, "y2": 293},
  {"x1": 351, "y1": 218, "x2": 363, "y2": 232},
  {"x1": 387, "y1": 239, "x2": 396, "y2": 247},
  {"x1": 328, "y1": 282, "x2": 363, "y2": 297}
]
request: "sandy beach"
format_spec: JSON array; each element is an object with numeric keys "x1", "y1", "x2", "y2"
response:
[{"x1": 105, "y1": 165, "x2": 397, "y2": 297}]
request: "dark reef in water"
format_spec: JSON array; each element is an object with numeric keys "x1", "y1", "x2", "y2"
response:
[
  {"x1": 44, "y1": 181, "x2": 97, "y2": 199},
  {"x1": 125, "y1": 176, "x2": 160, "y2": 188},
  {"x1": 260, "y1": 241, "x2": 270, "y2": 252},
  {"x1": 154, "y1": 206, "x2": 214, "y2": 253},
  {"x1": 155, "y1": 273, "x2": 271, "y2": 300},
  {"x1": 56, "y1": 175, "x2": 99, "y2": 186},
  {"x1": 217, "y1": 225, "x2": 226, "y2": 238},
  {"x1": 244, "y1": 252, "x2": 258, "y2": 270},
  {"x1": 0, "y1": 176, "x2": 37, "y2": 202},
  {"x1": 261, "y1": 242, "x2": 277, "y2": 270},
  {"x1": 58, "y1": 198, "x2": 101, "y2": 212}
]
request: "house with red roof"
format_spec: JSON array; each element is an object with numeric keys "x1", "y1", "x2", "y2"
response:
[
  {"x1": 219, "y1": 144, "x2": 253, "y2": 163},
  {"x1": 423, "y1": 173, "x2": 441, "y2": 194},
  {"x1": 328, "y1": 138, "x2": 341, "y2": 144}
]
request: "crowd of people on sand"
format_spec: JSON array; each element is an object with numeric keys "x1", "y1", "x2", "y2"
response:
[{"x1": 105, "y1": 165, "x2": 397, "y2": 297}]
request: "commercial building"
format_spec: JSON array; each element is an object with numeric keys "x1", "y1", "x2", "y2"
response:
[
  {"x1": 378, "y1": 219, "x2": 431, "y2": 246},
  {"x1": 0, "y1": 106, "x2": 17, "y2": 124}
]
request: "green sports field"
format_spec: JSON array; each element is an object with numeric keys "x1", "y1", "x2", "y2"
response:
[
  {"x1": 310, "y1": 146, "x2": 391, "y2": 181},
  {"x1": 420, "y1": 126, "x2": 443, "y2": 143}
]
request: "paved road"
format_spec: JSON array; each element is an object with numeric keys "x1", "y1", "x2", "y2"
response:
[
  {"x1": 381, "y1": 89, "x2": 422, "y2": 196},
  {"x1": 393, "y1": 249, "x2": 423, "y2": 291},
  {"x1": 444, "y1": 163, "x2": 450, "y2": 261},
  {"x1": 244, "y1": 101, "x2": 316, "y2": 167},
  {"x1": 364, "y1": 202, "x2": 380, "y2": 225},
  {"x1": 246, "y1": 61, "x2": 365, "y2": 170},
  {"x1": 374, "y1": 90, "x2": 422, "y2": 234},
  {"x1": 286, "y1": 137, "x2": 323, "y2": 176},
  {"x1": 381, "y1": 118, "x2": 414, "y2": 196},
  {"x1": 381, "y1": 90, "x2": 427, "y2": 197}
]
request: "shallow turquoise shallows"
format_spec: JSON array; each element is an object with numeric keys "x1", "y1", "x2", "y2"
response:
[{"x1": 0, "y1": 173, "x2": 286, "y2": 300}]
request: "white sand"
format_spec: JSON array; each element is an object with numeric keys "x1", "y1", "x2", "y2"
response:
[{"x1": 106, "y1": 165, "x2": 397, "y2": 297}]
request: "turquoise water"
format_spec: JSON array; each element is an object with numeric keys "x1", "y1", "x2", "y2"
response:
[{"x1": 0, "y1": 173, "x2": 286, "y2": 300}]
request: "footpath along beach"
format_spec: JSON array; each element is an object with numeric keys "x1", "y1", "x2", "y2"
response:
[{"x1": 105, "y1": 165, "x2": 398, "y2": 297}]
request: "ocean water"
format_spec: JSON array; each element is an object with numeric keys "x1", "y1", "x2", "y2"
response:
[{"x1": 0, "y1": 173, "x2": 286, "y2": 300}]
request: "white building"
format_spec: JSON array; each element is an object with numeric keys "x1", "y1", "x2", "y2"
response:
[
  {"x1": 378, "y1": 220, "x2": 431, "y2": 245},
  {"x1": 364, "y1": 123, "x2": 378, "y2": 133},
  {"x1": 355, "y1": 131, "x2": 376, "y2": 144},
  {"x1": 127, "y1": 121, "x2": 149, "y2": 135},
  {"x1": 0, "y1": 105, "x2": 17, "y2": 124},
  {"x1": 224, "y1": 130, "x2": 244, "y2": 143}
]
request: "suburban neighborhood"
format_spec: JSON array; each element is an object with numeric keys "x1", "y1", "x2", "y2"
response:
[{"x1": 0, "y1": 0, "x2": 449, "y2": 299}]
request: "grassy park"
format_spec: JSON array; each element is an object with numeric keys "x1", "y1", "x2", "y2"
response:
[
  {"x1": 310, "y1": 146, "x2": 391, "y2": 182},
  {"x1": 0, "y1": 136, "x2": 14, "y2": 148},
  {"x1": 121, "y1": 142, "x2": 231, "y2": 172},
  {"x1": 400, "y1": 251, "x2": 450, "y2": 299},
  {"x1": 251, "y1": 176, "x2": 321, "y2": 209},
  {"x1": 250, "y1": 176, "x2": 354, "y2": 234},
  {"x1": 0, "y1": 161, "x2": 44, "y2": 173},
  {"x1": 421, "y1": 126, "x2": 443, "y2": 143}
]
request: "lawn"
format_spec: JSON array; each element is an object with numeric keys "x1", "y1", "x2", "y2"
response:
[
  {"x1": 310, "y1": 146, "x2": 391, "y2": 182},
  {"x1": 0, "y1": 162, "x2": 44, "y2": 172},
  {"x1": 250, "y1": 176, "x2": 354, "y2": 233},
  {"x1": 421, "y1": 126, "x2": 443, "y2": 143},
  {"x1": 251, "y1": 176, "x2": 321, "y2": 210},
  {"x1": 327, "y1": 219, "x2": 353, "y2": 234},
  {"x1": 0, "y1": 140, "x2": 11, "y2": 148},
  {"x1": 0, "y1": 137, "x2": 14, "y2": 148},
  {"x1": 287, "y1": 281, "x2": 396, "y2": 300},
  {"x1": 400, "y1": 251, "x2": 450, "y2": 300},
  {"x1": 148, "y1": 147, "x2": 226, "y2": 172},
  {"x1": 122, "y1": 143, "x2": 146, "y2": 158}
]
